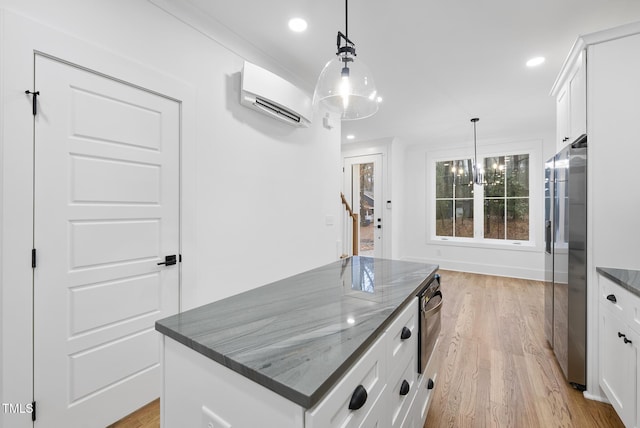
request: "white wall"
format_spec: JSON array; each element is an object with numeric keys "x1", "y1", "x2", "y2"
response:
[
  {"x1": 0, "y1": 0, "x2": 341, "y2": 423},
  {"x1": 402, "y1": 137, "x2": 547, "y2": 280},
  {"x1": 0, "y1": 0, "x2": 342, "y2": 302}
]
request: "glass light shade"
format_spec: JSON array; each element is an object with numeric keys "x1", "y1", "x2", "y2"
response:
[{"x1": 313, "y1": 56, "x2": 379, "y2": 120}]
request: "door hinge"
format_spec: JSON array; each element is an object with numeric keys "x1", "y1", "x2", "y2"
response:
[
  {"x1": 32, "y1": 249, "x2": 37, "y2": 268},
  {"x1": 31, "y1": 401, "x2": 36, "y2": 421},
  {"x1": 25, "y1": 90, "x2": 40, "y2": 116}
]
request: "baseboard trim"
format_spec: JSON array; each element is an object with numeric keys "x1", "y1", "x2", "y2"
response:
[
  {"x1": 583, "y1": 390, "x2": 609, "y2": 403},
  {"x1": 400, "y1": 257, "x2": 544, "y2": 281}
]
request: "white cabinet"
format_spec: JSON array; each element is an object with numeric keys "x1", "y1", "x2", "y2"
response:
[
  {"x1": 599, "y1": 275, "x2": 640, "y2": 428},
  {"x1": 162, "y1": 297, "x2": 439, "y2": 428},
  {"x1": 306, "y1": 298, "x2": 425, "y2": 428},
  {"x1": 305, "y1": 334, "x2": 387, "y2": 428},
  {"x1": 554, "y1": 51, "x2": 586, "y2": 152}
]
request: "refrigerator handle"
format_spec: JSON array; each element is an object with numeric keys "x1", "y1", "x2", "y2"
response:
[{"x1": 545, "y1": 220, "x2": 552, "y2": 254}]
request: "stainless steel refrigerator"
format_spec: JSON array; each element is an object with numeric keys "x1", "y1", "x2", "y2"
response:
[{"x1": 544, "y1": 134, "x2": 587, "y2": 390}]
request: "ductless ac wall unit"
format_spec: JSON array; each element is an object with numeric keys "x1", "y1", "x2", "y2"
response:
[{"x1": 240, "y1": 61, "x2": 312, "y2": 127}]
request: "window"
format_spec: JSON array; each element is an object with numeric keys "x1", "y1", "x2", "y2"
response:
[
  {"x1": 433, "y1": 153, "x2": 530, "y2": 243},
  {"x1": 435, "y1": 159, "x2": 474, "y2": 238},
  {"x1": 484, "y1": 154, "x2": 529, "y2": 240}
]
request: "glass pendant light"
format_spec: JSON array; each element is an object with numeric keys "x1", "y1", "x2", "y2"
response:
[
  {"x1": 313, "y1": 0, "x2": 379, "y2": 120},
  {"x1": 471, "y1": 118, "x2": 484, "y2": 185}
]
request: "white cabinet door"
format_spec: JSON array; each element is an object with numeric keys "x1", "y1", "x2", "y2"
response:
[
  {"x1": 632, "y1": 332, "x2": 640, "y2": 428},
  {"x1": 569, "y1": 52, "x2": 587, "y2": 139},
  {"x1": 556, "y1": 85, "x2": 570, "y2": 150},
  {"x1": 599, "y1": 306, "x2": 636, "y2": 427},
  {"x1": 555, "y1": 51, "x2": 586, "y2": 153}
]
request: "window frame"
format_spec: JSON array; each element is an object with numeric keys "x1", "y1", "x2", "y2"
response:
[
  {"x1": 434, "y1": 159, "x2": 475, "y2": 239},
  {"x1": 426, "y1": 141, "x2": 540, "y2": 251}
]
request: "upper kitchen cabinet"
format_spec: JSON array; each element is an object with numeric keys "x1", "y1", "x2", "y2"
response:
[{"x1": 552, "y1": 50, "x2": 586, "y2": 153}]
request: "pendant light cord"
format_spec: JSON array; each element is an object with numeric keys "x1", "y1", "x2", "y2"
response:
[{"x1": 345, "y1": 0, "x2": 348, "y2": 41}]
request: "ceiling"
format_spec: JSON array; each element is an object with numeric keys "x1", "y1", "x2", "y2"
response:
[{"x1": 155, "y1": 0, "x2": 640, "y2": 146}]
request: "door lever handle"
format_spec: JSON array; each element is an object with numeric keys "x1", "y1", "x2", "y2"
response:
[{"x1": 158, "y1": 255, "x2": 177, "y2": 266}]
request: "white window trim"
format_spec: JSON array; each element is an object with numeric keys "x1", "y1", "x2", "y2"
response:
[{"x1": 426, "y1": 139, "x2": 542, "y2": 252}]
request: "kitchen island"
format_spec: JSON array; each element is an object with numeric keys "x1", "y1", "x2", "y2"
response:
[{"x1": 156, "y1": 256, "x2": 440, "y2": 427}]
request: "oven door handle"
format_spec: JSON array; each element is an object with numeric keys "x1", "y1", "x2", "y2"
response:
[{"x1": 422, "y1": 291, "x2": 443, "y2": 314}]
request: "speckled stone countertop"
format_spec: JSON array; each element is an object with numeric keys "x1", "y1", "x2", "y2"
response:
[
  {"x1": 156, "y1": 257, "x2": 438, "y2": 409},
  {"x1": 597, "y1": 267, "x2": 640, "y2": 298}
]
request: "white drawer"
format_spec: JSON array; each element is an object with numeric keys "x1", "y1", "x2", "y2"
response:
[
  {"x1": 630, "y1": 292, "x2": 640, "y2": 334},
  {"x1": 601, "y1": 275, "x2": 640, "y2": 333},
  {"x1": 600, "y1": 276, "x2": 627, "y2": 318},
  {"x1": 386, "y1": 299, "x2": 418, "y2": 377},
  {"x1": 355, "y1": 385, "x2": 387, "y2": 428},
  {"x1": 412, "y1": 336, "x2": 440, "y2": 426},
  {"x1": 388, "y1": 355, "x2": 417, "y2": 428},
  {"x1": 305, "y1": 334, "x2": 386, "y2": 428}
]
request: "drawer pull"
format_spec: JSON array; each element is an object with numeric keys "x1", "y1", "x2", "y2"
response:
[
  {"x1": 618, "y1": 332, "x2": 626, "y2": 338},
  {"x1": 624, "y1": 337, "x2": 633, "y2": 345},
  {"x1": 348, "y1": 385, "x2": 368, "y2": 411},
  {"x1": 399, "y1": 380, "x2": 410, "y2": 396},
  {"x1": 427, "y1": 378, "x2": 435, "y2": 390},
  {"x1": 401, "y1": 326, "x2": 412, "y2": 340},
  {"x1": 606, "y1": 294, "x2": 617, "y2": 303}
]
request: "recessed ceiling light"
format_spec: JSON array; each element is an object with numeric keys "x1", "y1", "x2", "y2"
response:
[
  {"x1": 526, "y1": 56, "x2": 546, "y2": 67},
  {"x1": 288, "y1": 18, "x2": 307, "y2": 32},
  {"x1": 346, "y1": 134, "x2": 355, "y2": 140}
]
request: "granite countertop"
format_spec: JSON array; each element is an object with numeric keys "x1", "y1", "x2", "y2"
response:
[
  {"x1": 597, "y1": 267, "x2": 640, "y2": 298},
  {"x1": 156, "y1": 257, "x2": 438, "y2": 409}
]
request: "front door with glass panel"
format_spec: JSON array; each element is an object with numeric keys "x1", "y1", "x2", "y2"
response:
[{"x1": 344, "y1": 154, "x2": 383, "y2": 257}]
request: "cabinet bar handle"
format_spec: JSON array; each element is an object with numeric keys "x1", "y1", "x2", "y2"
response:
[{"x1": 606, "y1": 294, "x2": 617, "y2": 303}]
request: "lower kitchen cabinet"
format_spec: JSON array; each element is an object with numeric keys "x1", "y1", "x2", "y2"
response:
[
  {"x1": 405, "y1": 337, "x2": 439, "y2": 428},
  {"x1": 161, "y1": 296, "x2": 440, "y2": 428},
  {"x1": 306, "y1": 295, "x2": 439, "y2": 428},
  {"x1": 599, "y1": 275, "x2": 640, "y2": 428},
  {"x1": 304, "y1": 333, "x2": 387, "y2": 428}
]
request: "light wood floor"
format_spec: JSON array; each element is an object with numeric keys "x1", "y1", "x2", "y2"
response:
[
  {"x1": 107, "y1": 399, "x2": 159, "y2": 428},
  {"x1": 424, "y1": 270, "x2": 622, "y2": 427},
  {"x1": 110, "y1": 271, "x2": 623, "y2": 428}
]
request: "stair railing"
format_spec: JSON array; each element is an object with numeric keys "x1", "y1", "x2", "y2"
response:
[{"x1": 340, "y1": 193, "x2": 359, "y2": 258}]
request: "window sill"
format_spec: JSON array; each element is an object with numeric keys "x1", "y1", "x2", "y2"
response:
[{"x1": 429, "y1": 236, "x2": 539, "y2": 252}]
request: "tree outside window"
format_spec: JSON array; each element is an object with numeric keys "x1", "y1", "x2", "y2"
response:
[
  {"x1": 483, "y1": 154, "x2": 529, "y2": 240},
  {"x1": 435, "y1": 159, "x2": 474, "y2": 238},
  {"x1": 434, "y1": 153, "x2": 530, "y2": 242}
]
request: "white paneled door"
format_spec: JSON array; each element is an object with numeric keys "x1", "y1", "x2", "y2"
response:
[{"x1": 32, "y1": 54, "x2": 180, "y2": 427}]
